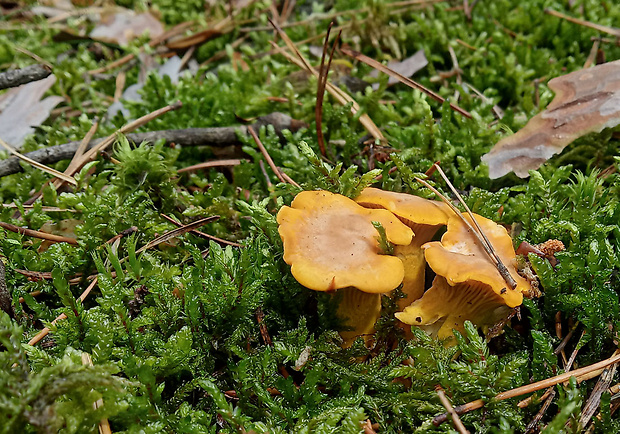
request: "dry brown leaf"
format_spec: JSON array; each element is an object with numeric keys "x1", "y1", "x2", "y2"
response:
[
  {"x1": 482, "y1": 60, "x2": 620, "y2": 178},
  {"x1": 90, "y1": 10, "x2": 164, "y2": 45},
  {"x1": 0, "y1": 75, "x2": 63, "y2": 149}
]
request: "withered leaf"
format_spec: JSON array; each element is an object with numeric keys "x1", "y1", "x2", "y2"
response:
[
  {"x1": 482, "y1": 59, "x2": 620, "y2": 178},
  {"x1": 0, "y1": 75, "x2": 63, "y2": 149},
  {"x1": 90, "y1": 10, "x2": 164, "y2": 45}
]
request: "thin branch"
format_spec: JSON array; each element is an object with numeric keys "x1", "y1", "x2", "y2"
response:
[
  {"x1": 433, "y1": 350, "x2": 620, "y2": 426},
  {"x1": 580, "y1": 353, "x2": 620, "y2": 428},
  {"x1": 0, "y1": 64, "x2": 52, "y2": 90},
  {"x1": 28, "y1": 277, "x2": 98, "y2": 345},
  {"x1": 81, "y1": 352, "x2": 112, "y2": 434},
  {"x1": 268, "y1": 20, "x2": 385, "y2": 142}
]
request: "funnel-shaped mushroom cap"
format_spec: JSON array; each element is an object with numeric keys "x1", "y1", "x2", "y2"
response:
[
  {"x1": 355, "y1": 188, "x2": 451, "y2": 226},
  {"x1": 396, "y1": 276, "x2": 511, "y2": 340},
  {"x1": 423, "y1": 213, "x2": 530, "y2": 308},
  {"x1": 277, "y1": 190, "x2": 413, "y2": 293}
]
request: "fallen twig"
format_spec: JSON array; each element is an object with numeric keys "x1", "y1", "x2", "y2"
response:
[
  {"x1": 580, "y1": 352, "x2": 620, "y2": 429},
  {"x1": 0, "y1": 64, "x2": 52, "y2": 90},
  {"x1": 136, "y1": 216, "x2": 219, "y2": 254},
  {"x1": 433, "y1": 350, "x2": 620, "y2": 426},
  {"x1": 0, "y1": 113, "x2": 304, "y2": 178},
  {"x1": 81, "y1": 352, "x2": 112, "y2": 434}
]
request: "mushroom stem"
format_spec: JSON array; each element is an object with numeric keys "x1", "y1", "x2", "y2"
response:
[
  {"x1": 394, "y1": 224, "x2": 443, "y2": 310},
  {"x1": 414, "y1": 176, "x2": 517, "y2": 290},
  {"x1": 336, "y1": 287, "x2": 382, "y2": 347}
]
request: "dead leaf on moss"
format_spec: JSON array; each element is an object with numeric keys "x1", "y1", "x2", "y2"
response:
[
  {"x1": 482, "y1": 59, "x2": 620, "y2": 178},
  {"x1": 0, "y1": 75, "x2": 63, "y2": 149},
  {"x1": 90, "y1": 10, "x2": 164, "y2": 45}
]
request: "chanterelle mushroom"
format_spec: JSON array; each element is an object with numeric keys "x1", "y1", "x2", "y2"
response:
[
  {"x1": 396, "y1": 212, "x2": 532, "y2": 341},
  {"x1": 355, "y1": 188, "x2": 451, "y2": 310},
  {"x1": 277, "y1": 190, "x2": 413, "y2": 345}
]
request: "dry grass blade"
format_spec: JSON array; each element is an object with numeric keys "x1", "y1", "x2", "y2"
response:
[
  {"x1": 268, "y1": 20, "x2": 385, "y2": 142},
  {"x1": 433, "y1": 350, "x2": 620, "y2": 426},
  {"x1": 178, "y1": 159, "x2": 245, "y2": 173},
  {"x1": 431, "y1": 163, "x2": 517, "y2": 289},
  {"x1": 0, "y1": 221, "x2": 78, "y2": 245},
  {"x1": 436, "y1": 388, "x2": 469, "y2": 433},
  {"x1": 247, "y1": 126, "x2": 286, "y2": 184},
  {"x1": 80, "y1": 353, "x2": 112, "y2": 434},
  {"x1": 136, "y1": 216, "x2": 220, "y2": 254},
  {"x1": 0, "y1": 137, "x2": 77, "y2": 186},
  {"x1": 545, "y1": 9, "x2": 620, "y2": 37},
  {"x1": 28, "y1": 277, "x2": 98, "y2": 345},
  {"x1": 315, "y1": 22, "x2": 340, "y2": 157},
  {"x1": 160, "y1": 214, "x2": 243, "y2": 248},
  {"x1": 340, "y1": 47, "x2": 472, "y2": 119}
]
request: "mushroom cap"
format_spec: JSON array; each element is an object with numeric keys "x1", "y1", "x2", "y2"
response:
[
  {"x1": 423, "y1": 213, "x2": 530, "y2": 308},
  {"x1": 355, "y1": 188, "x2": 451, "y2": 227},
  {"x1": 277, "y1": 190, "x2": 413, "y2": 293}
]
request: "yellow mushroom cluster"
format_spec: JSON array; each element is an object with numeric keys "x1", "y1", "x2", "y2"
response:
[{"x1": 277, "y1": 189, "x2": 533, "y2": 345}]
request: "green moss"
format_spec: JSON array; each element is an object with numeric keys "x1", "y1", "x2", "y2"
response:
[{"x1": 1, "y1": 0, "x2": 620, "y2": 431}]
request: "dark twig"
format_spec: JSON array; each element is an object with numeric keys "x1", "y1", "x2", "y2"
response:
[
  {"x1": 0, "y1": 259, "x2": 14, "y2": 318},
  {"x1": 524, "y1": 389, "x2": 557, "y2": 434},
  {"x1": 0, "y1": 113, "x2": 305, "y2": 178},
  {"x1": 0, "y1": 64, "x2": 52, "y2": 90},
  {"x1": 580, "y1": 358, "x2": 619, "y2": 429}
]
